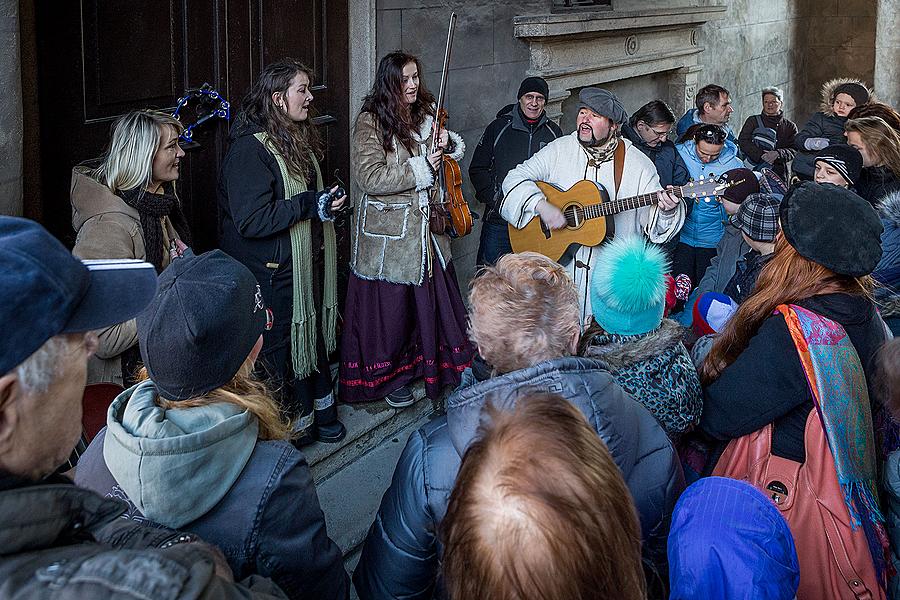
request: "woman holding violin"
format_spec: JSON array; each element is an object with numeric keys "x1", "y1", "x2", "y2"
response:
[{"x1": 340, "y1": 51, "x2": 474, "y2": 407}]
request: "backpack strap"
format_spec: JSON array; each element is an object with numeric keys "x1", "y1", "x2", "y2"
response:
[
  {"x1": 613, "y1": 140, "x2": 626, "y2": 199},
  {"x1": 755, "y1": 115, "x2": 765, "y2": 130}
]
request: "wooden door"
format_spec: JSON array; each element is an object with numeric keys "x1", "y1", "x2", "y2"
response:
[{"x1": 25, "y1": 0, "x2": 349, "y2": 254}]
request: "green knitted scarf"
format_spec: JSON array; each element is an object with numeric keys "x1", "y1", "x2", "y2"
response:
[{"x1": 254, "y1": 132, "x2": 337, "y2": 379}]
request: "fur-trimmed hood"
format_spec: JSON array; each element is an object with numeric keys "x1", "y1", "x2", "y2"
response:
[
  {"x1": 819, "y1": 77, "x2": 875, "y2": 116},
  {"x1": 582, "y1": 318, "x2": 687, "y2": 369},
  {"x1": 879, "y1": 191, "x2": 900, "y2": 227}
]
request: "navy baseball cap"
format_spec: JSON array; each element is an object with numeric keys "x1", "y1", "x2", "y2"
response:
[
  {"x1": 0, "y1": 216, "x2": 158, "y2": 375},
  {"x1": 137, "y1": 250, "x2": 268, "y2": 401}
]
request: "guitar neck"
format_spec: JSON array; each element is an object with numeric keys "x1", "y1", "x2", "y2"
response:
[{"x1": 582, "y1": 187, "x2": 687, "y2": 220}]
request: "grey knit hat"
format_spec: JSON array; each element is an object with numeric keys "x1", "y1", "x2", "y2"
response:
[{"x1": 577, "y1": 88, "x2": 628, "y2": 125}]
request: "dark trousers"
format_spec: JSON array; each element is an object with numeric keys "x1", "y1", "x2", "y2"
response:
[
  {"x1": 672, "y1": 242, "x2": 718, "y2": 293},
  {"x1": 476, "y1": 220, "x2": 514, "y2": 268}
]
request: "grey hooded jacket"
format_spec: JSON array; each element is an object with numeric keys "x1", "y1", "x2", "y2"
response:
[{"x1": 352, "y1": 356, "x2": 685, "y2": 600}]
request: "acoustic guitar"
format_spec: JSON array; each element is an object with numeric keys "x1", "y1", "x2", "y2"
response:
[{"x1": 507, "y1": 176, "x2": 733, "y2": 263}]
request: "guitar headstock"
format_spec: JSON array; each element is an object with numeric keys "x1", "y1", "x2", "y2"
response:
[{"x1": 680, "y1": 175, "x2": 746, "y2": 200}]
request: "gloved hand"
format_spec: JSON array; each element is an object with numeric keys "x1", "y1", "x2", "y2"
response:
[{"x1": 804, "y1": 137, "x2": 829, "y2": 151}]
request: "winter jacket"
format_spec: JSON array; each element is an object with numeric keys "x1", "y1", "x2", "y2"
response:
[
  {"x1": 350, "y1": 111, "x2": 464, "y2": 285},
  {"x1": 793, "y1": 78, "x2": 872, "y2": 177},
  {"x1": 352, "y1": 356, "x2": 684, "y2": 600},
  {"x1": 668, "y1": 477, "x2": 800, "y2": 600},
  {"x1": 673, "y1": 225, "x2": 750, "y2": 327},
  {"x1": 874, "y1": 191, "x2": 900, "y2": 289},
  {"x1": 723, "y1": 249, "x2": 773, "y2": 304},
  {"x1": 622, "y1": 122, "x2": 690, "y2": 188},
  {"x1": 468, "y1": 104, "x2": 562, "y2": 224},
  {"x1": 737, "y1": 111, "x2": 798, "y2": 170},
  {"x1": 700, "y1": 293, "x2": 887, "y2": 465},
  {"x1": 0, "y1": 474, "x2": 287, "y2": 599},
  {"x1": 75, "y1": 380, "x2": 349, "y2": 600},
  {"x1": 857, "y1": 165, "x2": 900, "y2": 207},
  {"x1": 675, "y1": 108, "x2": 739, "y2": 147},
  {"x1": 500, "y1": 134, "x2": 685, "y2": 322},
  {"x1": 581, "y1": 319, "x2": 702, "y2": 439},
  {"x1": 676, "y1": 139, "x2": 744, "y2": 248},
  {"x1": 71, "y1": 168, "x2": 183, "y2": 386}
]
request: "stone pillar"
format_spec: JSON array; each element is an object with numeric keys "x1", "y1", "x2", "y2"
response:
[
  {"x1": 0, "y1": 0, "x2": 23, "y2": 216},
  {"x1": 875, "y1": 0, "x2": 900, "y2": 108},
  {"x1": 668, "y1": 65, "x2": 702, "y2": 119}
]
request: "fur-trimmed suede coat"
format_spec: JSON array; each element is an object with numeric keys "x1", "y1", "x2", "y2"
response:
[{"x1": 350, "y1": 112, "x2": 465, "y2": 285}]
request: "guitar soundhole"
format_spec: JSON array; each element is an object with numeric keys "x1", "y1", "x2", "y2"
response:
[{"x1": 564, "y1": 205, "x2": 585, "y2": 229}]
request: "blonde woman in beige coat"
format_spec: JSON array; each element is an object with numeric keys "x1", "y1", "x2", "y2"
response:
[{"x1": 339, "y1": 51, "x2": 474, "y2": 407}]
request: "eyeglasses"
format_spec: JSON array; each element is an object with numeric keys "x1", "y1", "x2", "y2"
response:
[
  {"x1": 638, "y1": 122, "x2": 671, "y2": 139},
  {"x1": 694, "y1": 125, "x2": 727, "y2": 145}
]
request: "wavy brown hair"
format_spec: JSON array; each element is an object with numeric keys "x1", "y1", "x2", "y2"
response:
[
  {"x1": 846, "y1": 116, "x2": 900, "y2": 177},
  {"x1": 848, "y1": 102, "x2": 900, "y2": 133},
  {"x1": 699, "y1": 234, "x2": 872, "y2": 384},
  {"x1": 235, "y1": 58, "x2": 323, "y2": 180},
  {"x1": 360, "y1": 51, "x2": 435, "y2": 154},
  {"x1": 138, "y1": 359, "x2": 291, "y2": 440},
  {"x1": 442, "y1": 393, "x2": 646, "y2": 600}
]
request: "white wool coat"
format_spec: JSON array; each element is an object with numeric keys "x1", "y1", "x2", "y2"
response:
[{"x1": 500, "y1": 133, "x2": 685, "y2": 323}]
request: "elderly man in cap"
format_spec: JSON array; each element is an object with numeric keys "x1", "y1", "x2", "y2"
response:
[
  {"x1": 469, "y1": 76, "x2": 564, "y2": 267},
  {"x1": 0, "y1": 216, "x2": 285, "y2": 598},
  {"x1": 501, "y1": 87, "x2": 684, "y2": 322}
]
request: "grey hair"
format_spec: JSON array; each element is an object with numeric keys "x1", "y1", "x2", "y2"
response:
[
  {"x1": 762, "y1": 87, "x2": 784, "y2": 101},
  {"x1": 93, "y1": 109, "x2": 183, "y2": 195},
  {"x1": 14, "y1": 336, "x2": 71, "y2": 395}
]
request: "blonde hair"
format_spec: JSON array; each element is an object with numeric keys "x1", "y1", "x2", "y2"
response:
[
  {"x1": 845, "y1": 116, "x2": 900, "y2": 177},
  {"x1": 469, "y1": 252, "x2": 580, "y2": 374},
  {"x1": 442, "y1": 393, "x2": 646, "y2": 600},
  {"x1": 94, "y1": 109, "x2": 184, "y2": 194},
  {"x1": 138, "y1": 359, "x2": 291, "y2": 440}
]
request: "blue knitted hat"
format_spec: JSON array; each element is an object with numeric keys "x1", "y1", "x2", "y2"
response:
[{"x1": 590, "y1": 236, "x2": 669, "y2": 335}]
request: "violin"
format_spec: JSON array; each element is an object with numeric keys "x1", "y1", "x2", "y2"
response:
[{"x1": 430, "y1": 13, "x2": 473, "y2": 238}]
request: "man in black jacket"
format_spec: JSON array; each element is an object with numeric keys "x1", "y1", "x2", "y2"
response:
[
  {"x1": 469, "y1": 76, "x2": 563, "y2": 266},
  {"x1": 0, "y1": 217, "x2": 285, "y2": 599}
]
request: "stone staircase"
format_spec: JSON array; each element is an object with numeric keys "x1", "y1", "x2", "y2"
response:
[{"x1": 305, "y1": 381, "x2": 441, "y2": 590}]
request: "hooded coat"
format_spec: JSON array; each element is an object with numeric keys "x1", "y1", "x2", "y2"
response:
[
  {"x1": 793, "y1": 78, "x2": 874, "y2": 177},
  {"x1": 352, "y1": 356, "x2": 684, "y2": 600},
  {"x1": 74, "y1": 380, "x2": 349, "y2": 600},
  {"x1": 875, "y1": 191, "x2": 900, "y2": 288},
  {"x1": 71, "y1": 167, "x2": 184, "y2": 386},
  {"x1": 668, "y1": 477, "x2": 800, "y2": 600},
  {"x1": 675, "y1": 139, "x2": 744, "y2": 248}
]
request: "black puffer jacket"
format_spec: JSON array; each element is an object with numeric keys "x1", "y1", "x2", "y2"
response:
[
  {"x1": 352, "y1": 356, "x2": 684, "y2": 600},
  {"x1": 468, "y1": 104, "x2": 562, "y2": 224},
  {"x1": 0, "y1": 475, "x2": 286, "y2": 599}
]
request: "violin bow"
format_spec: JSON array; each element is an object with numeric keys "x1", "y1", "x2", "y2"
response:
[{"x1": 431, "y1": 12, "x2": 456, "y2": 153}]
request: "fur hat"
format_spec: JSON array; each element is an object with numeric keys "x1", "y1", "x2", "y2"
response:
[
  {"x1": 590, "y1": 236, "x2": 668, "y2": 335},
  {"x1": 780, "y1": 182, "x2": 883, "y2": 277}
]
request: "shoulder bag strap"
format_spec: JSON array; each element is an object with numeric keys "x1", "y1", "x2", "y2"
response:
[{"x1": 613, "y1": 139, "x2": 626, "y2": 199}]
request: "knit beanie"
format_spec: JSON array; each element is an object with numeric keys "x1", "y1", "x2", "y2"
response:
[
  {"x1": 517, "y1": 76, "x2": 549, "y2": 100},
  {"x1": 692, "y1": 292, "x2": 738, "y2": 338},
  {"x1": 814, "y1": 144, "x2": 863, "y2": 186},
  {"x1": 833, "y1": 82, "x2": 870, "y2": 107},
  {"x1": 590, "y1": 236, "x2": 668, "y2": 335},
  {"x1": 720, "y1": 168, "x2": 760, "y2": 205}
]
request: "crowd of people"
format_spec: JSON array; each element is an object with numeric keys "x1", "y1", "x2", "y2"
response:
[{"x1": 3, "y1": 48, "x2": 900, "y2": 600}]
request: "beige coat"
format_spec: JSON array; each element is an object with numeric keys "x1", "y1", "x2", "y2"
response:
[
  {"x1": 350, "y1": 112, "x2": 465, "y2": 285},
  {"x1": 70, "y1": 168, "x2": 180, "y2": 385}
]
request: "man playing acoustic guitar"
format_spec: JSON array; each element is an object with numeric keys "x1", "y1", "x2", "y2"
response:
[{"x1": 500, "y1": 87, "x2": 684, "y2": 322}]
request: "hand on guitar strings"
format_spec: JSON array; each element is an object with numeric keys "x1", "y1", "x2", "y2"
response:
[
  {"x1": 656, "y1": 188, "x2": 680, "y2": 213},
  {"x1": 536, "y1": 197, "x2": 567, "y2": 230}
]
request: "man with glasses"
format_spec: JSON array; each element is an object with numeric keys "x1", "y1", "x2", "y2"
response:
[
  {"x1": 738, "y1": 86, "x2": 798, "y2": 180},
  {"x1": 623, "y1": 100, "x2": 690, "y2": 189},
  {"x1": 675, "y1": 84, "x2": 739, "y2": 148},
  {"x1": 674, "y1": 124, "x2": 745, "y2": 288},
  {"x1": 469, "y1": 76, "x2": 563, "y2": 266}
]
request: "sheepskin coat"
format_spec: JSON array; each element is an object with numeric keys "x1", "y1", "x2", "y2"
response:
[
  {"x1": 500, "y1": 134, "x2": 685, "y2": 322},
  {"x1": 582, "y1": 319, "x2": 702, "y2": 439},
  {"x1": 350, "y1": 112, "x2": 465, "y2": 285}
]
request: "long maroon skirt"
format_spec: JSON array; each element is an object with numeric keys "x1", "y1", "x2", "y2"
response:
[{"x1": 339, "y1": 261, "x2": 474, "y2": 402}]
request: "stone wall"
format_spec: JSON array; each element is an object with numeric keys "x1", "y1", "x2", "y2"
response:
[{"x1": 0, "y1": 0, "x2": 22, "y2": 216}]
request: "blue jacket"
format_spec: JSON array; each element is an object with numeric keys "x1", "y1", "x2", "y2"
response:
[
  {"x1": 75, "y1": 381, "x2": 349, "y2": 600},
  {"x1": 622, "y1": 122, "x2": 690, "y2": 188},
  {"x1": 675, "y1": 108, "x2": 739, "y2": 147},
  {"x1": 676, "y1": 139, "x2": 744, "y2": 248},
  {"x1": 352, "y1": 356, "x2": 684, "y2": 600},
  {"x1": 669, "y1": 477, "x2": 800, "y2": 599},
  {"x1": 874, "y1": 191, "x2": 900, "y2": 289}
]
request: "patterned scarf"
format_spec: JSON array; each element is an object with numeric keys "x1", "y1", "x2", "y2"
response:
[
  {"x1": 255, "y1": 132, "x2": 337, "y2": 380},
  {"x1": 119, "y1": 184, "x2": 191, "y2": 273},
  {"x1": 778, "y1": 304, "x2": 892, "y2": 585},
  {"x1": 581, "y1": 133, "x2": 620, "y2": 167}
]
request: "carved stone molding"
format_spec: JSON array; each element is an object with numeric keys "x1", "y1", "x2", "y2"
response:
[{"x1": 514, "y1": 5, "x2": 727, "y2": 121}]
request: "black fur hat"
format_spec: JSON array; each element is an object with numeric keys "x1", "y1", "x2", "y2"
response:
[{"x1": 779, "y1": 182, "x2": 882, "y2": 277}]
